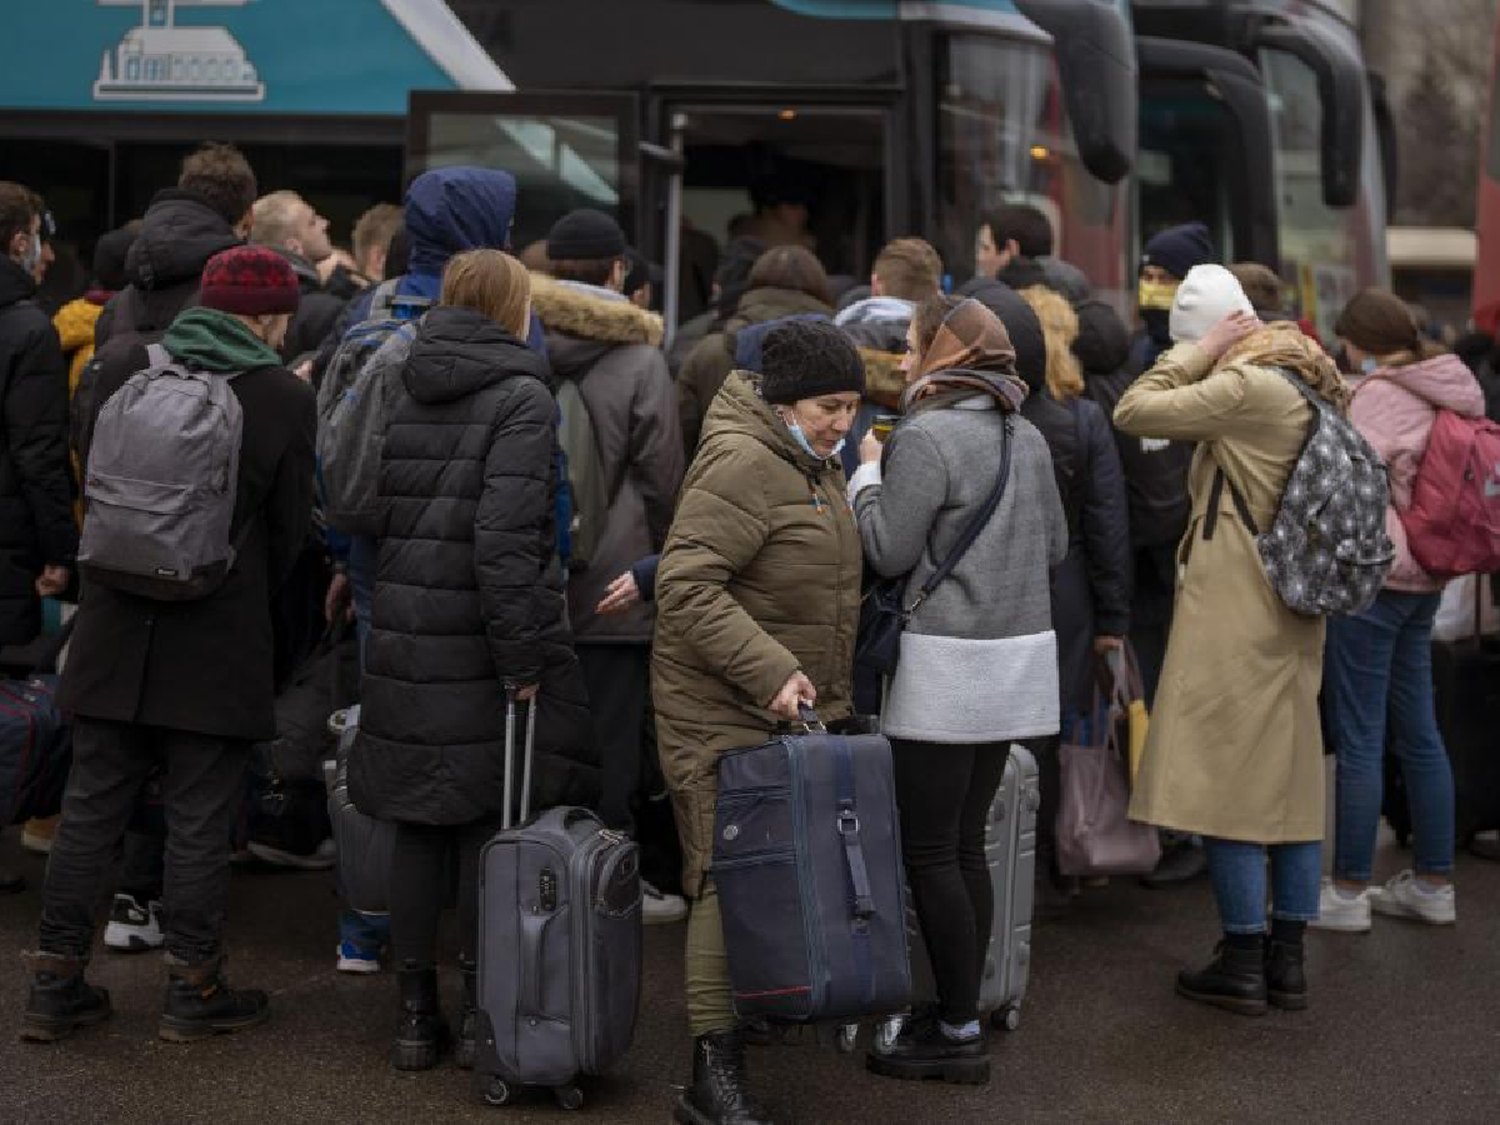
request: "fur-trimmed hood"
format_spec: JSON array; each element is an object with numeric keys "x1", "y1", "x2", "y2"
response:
[{"x1": 530, "y1": 272, "x2": 664, "y2": 349}]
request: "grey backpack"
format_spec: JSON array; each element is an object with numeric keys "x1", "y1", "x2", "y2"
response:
[
  {"x1": 1213, "y1": 369, "x2": 1394, "y2": 617},
  {"x1": 78, "y1": 344, "x2": 246, "y2": 601}
]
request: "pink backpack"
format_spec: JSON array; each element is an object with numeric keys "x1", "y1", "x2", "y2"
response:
[{"x1": 1402, "y1": 409, "x2": 1500, "y2": 578}]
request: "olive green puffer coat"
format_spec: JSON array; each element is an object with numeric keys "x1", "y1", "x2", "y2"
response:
[{"x1": 652, "y1": 372, "x2": 862, "y2": 896}]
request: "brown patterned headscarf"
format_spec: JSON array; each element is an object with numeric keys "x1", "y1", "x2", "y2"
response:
[
  {"x1": 1219, "y1": 319, "x2": 1351, "y2": 415},
  {"x1": 902, "y1": 298, "x2": 1029, "y2": 414}
]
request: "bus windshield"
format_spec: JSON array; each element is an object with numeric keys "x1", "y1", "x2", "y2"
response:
[{"x1": 936, "y1": 32, "x2": 1130, "y2": 306}]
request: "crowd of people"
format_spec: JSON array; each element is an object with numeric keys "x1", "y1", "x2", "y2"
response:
[{"x1": 0, "y1": 144, "x2": 1491, "y2": 1123}]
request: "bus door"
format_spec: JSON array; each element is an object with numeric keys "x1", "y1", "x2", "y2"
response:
[
  {"x1": 406, "y1": 90, "x2": 641, "y2": 264},
  {"x1": 643, "y1": 87, "x2": 904, "y2": 331}
]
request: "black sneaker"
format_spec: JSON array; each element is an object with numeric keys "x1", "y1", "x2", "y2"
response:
[
  {"x1": 18, "y1": 953, "x2": 112, "y2": 1043},
  {"x1": 159, "y1": 957, "x2": 270, "y2": 1042},
  {"x1": 103, "y1": 893, "x2": 164, "y2": 952},
  {"x1": 866, "y1": 1011, "x2": 989, "y2": 1085}
]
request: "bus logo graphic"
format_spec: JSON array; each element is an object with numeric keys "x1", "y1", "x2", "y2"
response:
[{"x1": 93, "y1": 0, "x2": 265, "y2": 103}]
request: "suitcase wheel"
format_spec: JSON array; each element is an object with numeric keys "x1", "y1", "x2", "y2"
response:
[
  {"x1": 480, "y1": 1078, "x2": 512, "y2": 1107},
  {"x1": 991, "y1": 1006, "x2": 1021, "y2": 1032},
  {"x1": 554, "y1": 1085, "x2": 585, "y2": 1111}
]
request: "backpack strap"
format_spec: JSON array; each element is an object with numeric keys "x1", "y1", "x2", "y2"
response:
[
  {"x1": 144, "y1": 342, "x2": 172, "y2": 369},
  {"x1": 1204, "y1": 465, "x2": 1260, "y2": 542}
]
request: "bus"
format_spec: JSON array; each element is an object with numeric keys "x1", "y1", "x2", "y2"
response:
[
  {"x1": 1474, "y1": 3, "x2": 1500, "y2": 335},
  {"x1": 404, "y1": 0, "x2": 1390, "y2": 338}
]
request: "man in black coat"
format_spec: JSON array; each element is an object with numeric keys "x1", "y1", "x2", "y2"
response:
[
  {"x1": 20, "y1": 247, "x2": 316, "y2": 1047},
  {"x1": 0, "y1": 182, "x2": 76, "y2": 652}
]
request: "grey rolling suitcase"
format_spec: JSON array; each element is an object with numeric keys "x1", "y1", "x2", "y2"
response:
[
  {"x1": 869, "y1": 743, "x2": 1039, "y2": 1044},
  {"x1": 473, "y1": 694, "x2": 643, "y2": 1111}
]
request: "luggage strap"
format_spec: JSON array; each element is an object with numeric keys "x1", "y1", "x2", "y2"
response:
[{"x1": 833, "y1": 738, "x2": 876, "y2": 1004}]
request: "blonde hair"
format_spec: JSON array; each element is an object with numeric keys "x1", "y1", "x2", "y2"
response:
[
  {"x1": 1021, "y1": 286, "x2": 1084, "y2": 400},
  {"x1": 440, "y1": 249, "x2": 531, "y2": 338}
]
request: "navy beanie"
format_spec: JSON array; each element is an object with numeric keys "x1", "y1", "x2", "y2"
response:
[
  {"x1": 1141, "y1": 222, "x2": 1216, "y2": 281},
  {"x1": 547, "y1": 208, "x2": 626, "y2": 261}
]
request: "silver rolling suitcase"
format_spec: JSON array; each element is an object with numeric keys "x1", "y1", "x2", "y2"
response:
[
  {"x1": 473, "y1": 693, "x2": 643, "y2": 1110},
  {"x1": 862, "y1": 743, "x2": 1039, "y2": 1048}
]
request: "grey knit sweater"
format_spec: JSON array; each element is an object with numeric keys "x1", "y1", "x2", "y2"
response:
[{"x1": 849, "y1": 398, "x2": 1068, "y2": 743}]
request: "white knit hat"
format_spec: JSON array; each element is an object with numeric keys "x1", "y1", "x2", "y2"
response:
[{"x1": 1170, "y1": 264, "x2": 1254, "y2": 343}]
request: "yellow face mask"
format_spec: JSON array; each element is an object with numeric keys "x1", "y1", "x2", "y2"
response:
[{"x1": 1138, "y1": 279, "x2": 1179, "y2": 311}]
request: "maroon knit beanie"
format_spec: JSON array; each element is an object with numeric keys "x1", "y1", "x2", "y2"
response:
[{"x1": 199, "y1": 246, "x2": 300, "y2": 316}]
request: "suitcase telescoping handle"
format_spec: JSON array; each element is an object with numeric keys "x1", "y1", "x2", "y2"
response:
[{"x1": 502, "y1": 685, "x2": 540, "y2": 831}]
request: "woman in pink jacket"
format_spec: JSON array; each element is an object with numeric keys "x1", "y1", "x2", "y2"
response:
[{"x1": 1316, "y1": 289, "x2": 1483, "y2": 934}]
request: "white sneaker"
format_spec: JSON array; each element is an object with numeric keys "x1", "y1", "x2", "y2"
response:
[
  {"x1": 103, "y1": 893, "x2": 164, "y2": 952},
  {"x1": 1370, "y1": 870, "x2": 1456, "y2": 925},
  {"x1": 641, "y1": 880, "x2": 689, "y2": 925},
  {"x1": 1309, "y1": 878, "x2": 1373, "y2": 933}
]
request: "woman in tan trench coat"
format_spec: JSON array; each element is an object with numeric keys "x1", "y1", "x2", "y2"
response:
[{"x1": 1114, "y1": 265, "x2": 1344, "y2": 1019}]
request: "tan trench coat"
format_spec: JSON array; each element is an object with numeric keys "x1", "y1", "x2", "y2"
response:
[{"x1": 1114, "y1": 342, "x2": 1326, "y2": 843}]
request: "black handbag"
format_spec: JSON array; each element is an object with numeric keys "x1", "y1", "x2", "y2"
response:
[{"x1": 854, "y1": 416, "x2": 1014, "y2": 678}]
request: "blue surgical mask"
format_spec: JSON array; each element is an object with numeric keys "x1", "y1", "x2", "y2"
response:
[
  {"x1": 1360, "y1": 356, "x2": 1379, "y2": 375},
  {"x1": 785, "y1": 418, "x2": 844, "y2": 461}
]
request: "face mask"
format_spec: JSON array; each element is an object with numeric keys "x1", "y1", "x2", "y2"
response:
[
  {"x1": 784, "y1": 416, "x2": 844, "y2": 461},
  {"x1": 1360, "y1": 356, "x2": 1379, "y2": 375},
  {"x1": 1137, "y1": 279, "x2": 1179, "y2": 311},
  {"x1": 18, "y1": 234, "x2": 40, "y2": 276}
]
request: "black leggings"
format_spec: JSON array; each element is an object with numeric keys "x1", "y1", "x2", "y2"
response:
[
  {"x1": 890, "y1": 739, "x2": 1009, "y2": 1027},
  {"x1": 388, "y1": 818, "x2": 500, "y2": 970}
]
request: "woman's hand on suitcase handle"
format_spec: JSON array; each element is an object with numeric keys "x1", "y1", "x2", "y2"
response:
[{"x1": 770, "y1": 671, "x2": 817, "y2": 722}]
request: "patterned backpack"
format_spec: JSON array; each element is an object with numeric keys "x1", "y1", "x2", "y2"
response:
[{"x1": 1214, "y1": 369, "x2": 1394, "y2": 617}]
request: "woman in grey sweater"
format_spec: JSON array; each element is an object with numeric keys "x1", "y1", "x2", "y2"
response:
[{"x1": 849, "y1": 295, "x2": 1067, "y2": 1084}]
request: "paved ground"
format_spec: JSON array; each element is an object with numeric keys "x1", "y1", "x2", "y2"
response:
[{"x1": 1, "y1": 832, "x2": 1498, "y2": 1125}]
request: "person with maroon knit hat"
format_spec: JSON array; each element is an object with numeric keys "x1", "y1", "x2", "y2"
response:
[{"x1": 20, "y1": 245, "x2": 316, "y2": 1047}]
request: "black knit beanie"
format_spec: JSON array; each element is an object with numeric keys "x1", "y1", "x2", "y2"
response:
[
  {"x1": 1141, "y1": 222, "x2": 1215, "y2": 281},
  {"x1": 547, "y1": 208, "x2": 626, "y2": 261},
  {"x1": 760, "y1": 320, "x2": 866, "y2": 405},
  {"x1": 93, "y1": 225, "x2": 138, "y2": 293}
]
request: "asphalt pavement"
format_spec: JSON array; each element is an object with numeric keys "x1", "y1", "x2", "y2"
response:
[{"x1": 1, "y1": 831, "x2": 1498, "y2": 1124}]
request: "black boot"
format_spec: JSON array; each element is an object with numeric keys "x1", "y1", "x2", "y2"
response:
[
  {"x1": 0, "y1": 868, "x2": 24, "y2": 895},
  {"x1": 392, "y1": 964, "x2": 449, "y2": 1071},
  {"x1": 159, "y1": 954, "x2": 270, "y2": 1042},
  {"x1": 455, "y1": 959, "x2": 477, "y2": 1070},
  {"x1": 18, "y1": 953, "x2": 112, "y2": 1043},
  {"x1": 673, "y1": 1029, "x2": 775, "y2": 1125},
  {"x1": 1265, "y1": 941, "x2": 1307, "y2": 1011},
  {"x1": 866, "y1": 1009, "x2": 990, "y2": 1085},
  {"x1": 1176, "y1": 940, "x2": 1268, "y2": 1016}
]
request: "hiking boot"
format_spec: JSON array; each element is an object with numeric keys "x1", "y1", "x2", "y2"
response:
[
  {"x1": 18, "y1": 953, "x2": 112, "y2": 1043},
  {"x1": 159, "y1": 955, "x2": 270, "y2": 1043},
  {"x1": 865, "y1": 1009, "x2": 990, "y2": 1085},
  {"x1": 1176, "y1": 942, "x2": 1268, "y2": 1017},
  {"x1": 1369, "y1": 870, "x2": 1457, "y2": 926},
  {"x1": 673, "y1": 1029, "x2": 776, "y2": 1125},
  {"x1": 1265, "y1": 941, "x2": 1307, "y2": 1012},
  {"x1": 1309, "y1": 879, "x2": 1373, "y2": 934},
  {"x1": 1141, "y1": 838, "x2": 1208, "y2": 888},
  {"x1": 455, "y1": 959, "x2": 477, "y2": 1070},
  {"x1": 391, "y1": 965, "x2": 449, "y2": 1071},
  {"x1": 103, "y1": 894, "x2": 163, "y2": 952}
]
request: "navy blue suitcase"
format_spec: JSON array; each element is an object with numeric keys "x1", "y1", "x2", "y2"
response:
[{"x1": 713, "y1": 714, "x2": 911, "y2": 1025}]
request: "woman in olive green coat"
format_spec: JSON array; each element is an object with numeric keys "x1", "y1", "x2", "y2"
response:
[{"x1": 653, "y1": 320, "x2": 864, "y2": 1125}]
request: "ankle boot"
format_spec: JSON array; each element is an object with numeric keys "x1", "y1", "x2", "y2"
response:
[
  {"x1": 455, "y1": 959, "x2": 477, "y2": 1069},
  {"x1": 672, "y1": 1029, "x2": 775, "y2": 1125},
  {"x1": 392, "y1": 964, "x2": 449, "y2": 1071},
  {"x1": 159, "y1": 954, "x2": 270, "y2": 1042},
  {"x1": 1265, "y1": 941, "x2": 1308, "y2": 1011},
  {"x1": 1176, "y1": 941, "x2": 1268, "y2": 1016},
  {"x1": 19, "y1": 952, "x2": 112, "y2": 1043}
]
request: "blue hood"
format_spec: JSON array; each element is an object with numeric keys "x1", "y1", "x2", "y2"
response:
[{"x1": 404, "y1": 166, "x2": 518, "y2": 281}]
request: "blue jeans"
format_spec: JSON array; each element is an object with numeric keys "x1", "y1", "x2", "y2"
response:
[
  {"x1": 348, "y1": 534, "x2": 377, "y2": 668},
  {"x1": 1204, "y1": 838, "x2": 1322, "y2": 934},
  {"x1": 1325, "y1": 590, "x2": 1454, "y2": 883}
]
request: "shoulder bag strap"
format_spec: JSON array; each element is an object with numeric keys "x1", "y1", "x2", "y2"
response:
[{"x1": 905, "y1": 414, "x2": 1014, "y2": 616}]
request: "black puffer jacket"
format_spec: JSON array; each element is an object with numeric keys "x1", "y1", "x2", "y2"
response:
[
  {"x1": 274, "y1": 249, "x2": 349, "y2": 366},
  {"x1": 0, "y1": 256, "x2": 76, "y2": 645},
  {"x1": 93, "y1": 189, "x2": 242, "y2": 349},
  {"x1": 350, "y1": 305, "x2": 597, "y2": 826}
]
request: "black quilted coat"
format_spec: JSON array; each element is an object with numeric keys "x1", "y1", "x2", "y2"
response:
[{"x1": 349, "y1": 305, "x2": 598, "y2": 825}]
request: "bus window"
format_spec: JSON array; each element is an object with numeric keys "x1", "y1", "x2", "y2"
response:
[
  {"x1": 1137, "y1": 78, "x2": 1237, "y2": 263},
  {"x1": 936, "y1": 33, "x2": 1129, "y2": 308},
  {"x1": 1261, "y1": 48, "x2": 1386, "y2": 340}
]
